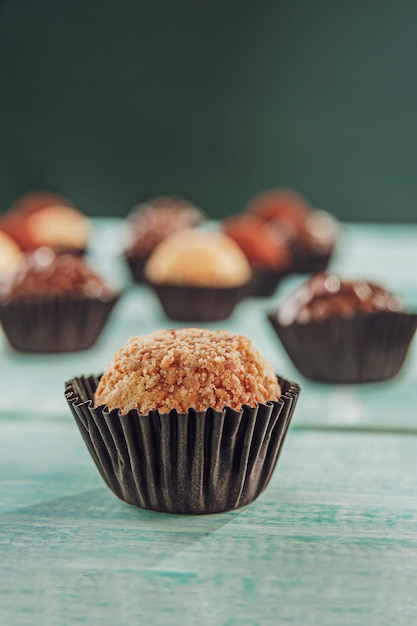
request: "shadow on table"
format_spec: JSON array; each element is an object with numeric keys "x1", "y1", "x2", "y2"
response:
[{"x1": 0, "y1": 487, "x2": 243, "y2": 571}]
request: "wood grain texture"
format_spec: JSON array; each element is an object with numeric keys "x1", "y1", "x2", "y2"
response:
[{"x1": 0, "y1": 424, "x2": 416, "y2": 625}]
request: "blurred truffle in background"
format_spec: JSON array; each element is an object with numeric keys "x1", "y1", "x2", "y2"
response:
[
  {"x1": 222, "y1": 213, "x2": 293, "y2": 297},
  {"x1": 222, "y1": 188, "x2": 339, "y2": 297},
  {"x1": 245, "y1": 188, "x2": 339, "y2": 273},
  {"x1": 124, "y1": 196, "x2": 206, "y2": 283},
  {"x1": 0, "y1": 247, "x2": 119, "y2": 353},
  {"x1": 0, "y1": 230, "x2": 24, "y2": 283},
  {"x1": 268, "y1": 272, "x2": 417, "y2": 383},
  {"x1": 144, "y1": 229, "x2": 251, "y2": 321},
  {"x1": 0, "y1": 191, "x2": 92, "y2": 254}
]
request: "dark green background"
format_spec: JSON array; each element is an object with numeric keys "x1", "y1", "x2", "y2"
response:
[{"x1": 0, "y1": 0, "x2": 416, "y2": 221}]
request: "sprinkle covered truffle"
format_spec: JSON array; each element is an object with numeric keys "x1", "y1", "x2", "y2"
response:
[
  {"x1": 2, "y1": 248, "x2": 113, "y2": 302},
  {"x1": 126, "y1": 196, "x2": 205, "y2": 259},
  {"x1": 277, "y1": 272, "x2": 403, "y2": 326}
]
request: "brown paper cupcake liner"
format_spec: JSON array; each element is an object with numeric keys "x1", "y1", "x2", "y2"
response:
[
  {"x1": 124, "y1": 253, "x2": 148, "y2": 284},
  {"x1": 245, "y1": 268, "x2": 288, "y2": 298},
  {"x1": 0, "y1": 295, "x2": 119, "y2": 353},
  {"x1": 148, "y1": 282, "x2": 247, "y2": 322},
  {"x1": 290, "y1": 248, "x2": 333, "y2": 274},
  {"x1": 268, "y1": 310, "x2": 417, "y2": 383},
  {"x1": 65, "y1": 375, "x2": 300, "y2": 514},
  {"x1": 54, "y1": 247, "x2": 87, "y2": 257}
]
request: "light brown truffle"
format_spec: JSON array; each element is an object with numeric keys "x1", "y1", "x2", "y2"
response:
[
  {"x1": 144, "y1": 229, "x2": 251, "y2": 287},
  {"x1": 25, "y1": 205, "x2": 91, "y2": 251},
  {"x1": 0, "y1": 230, "x2": 23, "y2": 280},
  {"x1": 0, "y1": 192, "x2": 90, "y2": 252},
  {"x1": 94, "y1": 328, "x2": 281, "y2": 414}
]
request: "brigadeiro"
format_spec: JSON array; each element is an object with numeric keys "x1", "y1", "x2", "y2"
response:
[
  {"x1": 0, "y1": 248, "x2": 119, "y2": 353},
  {"x1": 0, "y1": 191, "x2": 91, "y2": 254},
  {"x1": 222, "y1": 213, "x2": 293, "y2": 297},
  {"x1": 268, "y1": 272, "x2": 417, "y2": 383},
  {"x1": 0, "y1": 230, "x2": 24, "y2": 285},
  {"x1": 124, "y1": 196, "x2": 206, "y2": 283},
  {"x1": 246, "y1": 188, "x2": 339, "y2": 273},
  {"x1": 144, "y1": 229, "x2": 252, "y2": 321},
  {"x1": 65, "y1": 327, "x2": 300, "y2": 514}
]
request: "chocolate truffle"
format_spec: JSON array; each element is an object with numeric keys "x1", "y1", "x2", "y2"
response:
[
  {"x1": 0, "y1": 248, "x2": 118, "y2": 353},
  {"x1": 126, "y1": 196, "x2": 205, "y2": 257},
  {"x1": 5, "y1": 191, "x2": 73, "y2": 217},
  {"x1": 3, "y1": 248, "x2": 112, "y2": 302},
  {"x1": 246, "y1": 188, "x2": 310, "y2": 234},
  {"x1": 268, "y1": 273, "x2": 417, "y2": 383},
  {"x1": 277, "y1": 273, "x2": 402, "y2": 325},
  {"x1": 246, "y1": 188, "x2": 338, "y2": 272},
  {"x1": 222, "y1": 214, "x2": 292, "y2": 270},
  {"x1": 221, "y1": 214, "x2": 293, "y2": 297},
  {"x1": 94, "y1": 328, "x2": 281, "y2": 414}
]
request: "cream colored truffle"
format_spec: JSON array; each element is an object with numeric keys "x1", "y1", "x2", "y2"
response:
[
  {"x1": 26, "y1": 205, "x2": 91, "y2": 250},
  {"x1": 144, "y1": 229, "x2": 251, "y2": 287},
  {"x1": 0, "y1": 230, "x2": 23, "y2": 280},
  {"x1": 94, "y1": 328, "x2": 281, "y2": 414}
]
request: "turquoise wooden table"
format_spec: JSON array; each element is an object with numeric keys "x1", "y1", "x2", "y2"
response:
[{"x1": 1, "y1": 221, "x2": 416, "y2": 625}]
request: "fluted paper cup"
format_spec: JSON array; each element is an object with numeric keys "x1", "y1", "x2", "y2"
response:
[
  {"x1": 245, "y1": 268, "x2": 288, "y2": 298},
  {"x1": 124, "y1": 253, "x2": 148, "y2": 284},
  {"x1": 0, "y1": 294, "x2": 119, "y2": 353},
  {"x1": 268, "y1": 310, "x2": 417, "y2": 383},
  {"x1": 65, "y1": 375, "x2": 300, "y2": 514},
  {"x1": 148, "y1": 282, "x2": 248, "y2": 322}
]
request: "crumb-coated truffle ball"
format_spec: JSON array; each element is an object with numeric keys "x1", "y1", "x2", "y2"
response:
[
  {"x1": 126, "y1": 196, "x2": 205, "y2": 259},
  {"x1": 144, "y1": 229, "x2": 251, "y2": 287},
  {"x1": 2, "y1": 247, "x2": 113, "y2": 302},
  {"x1": 94, "y1": 328, "x2": 281, "y2": 414}
]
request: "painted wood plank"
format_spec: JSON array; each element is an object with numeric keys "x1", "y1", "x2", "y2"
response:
[{"x1": 0, "y1": 423, "x2": 416, "y2": 625}]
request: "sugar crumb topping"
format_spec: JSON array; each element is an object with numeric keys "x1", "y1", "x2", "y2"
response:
[{"x1": 94, "y1": 328, "x2": 281, "y2": 414}]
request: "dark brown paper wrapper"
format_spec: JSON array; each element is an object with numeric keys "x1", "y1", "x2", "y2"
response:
[
  {"x1": 0, "y1": 295, "x2": 119, "y2": 353},
  {"x1": 149, "y1": 282, "x2": 247, "y2": 322},
  {"x1": 268, "y1": 311, "x2": 417, "y2": 383},
  {"x1": 124, "y1": 253, "x2": 148, "y2": 284},
  {"x1": 245, "y1": 268, "x2": 288, "y2": 298},
  {"x1": 290, "y1": 248, "x2": 333, "y2": 274},
  {"x1": 65, "y1": 375, "x2": 301, "y2": 514},
  {"x1": 243, "y1": 248, "x2": 334, "y2": 298},
  {"x1": 54, "y1": 247, "x2": 87, "y2": 257}
]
